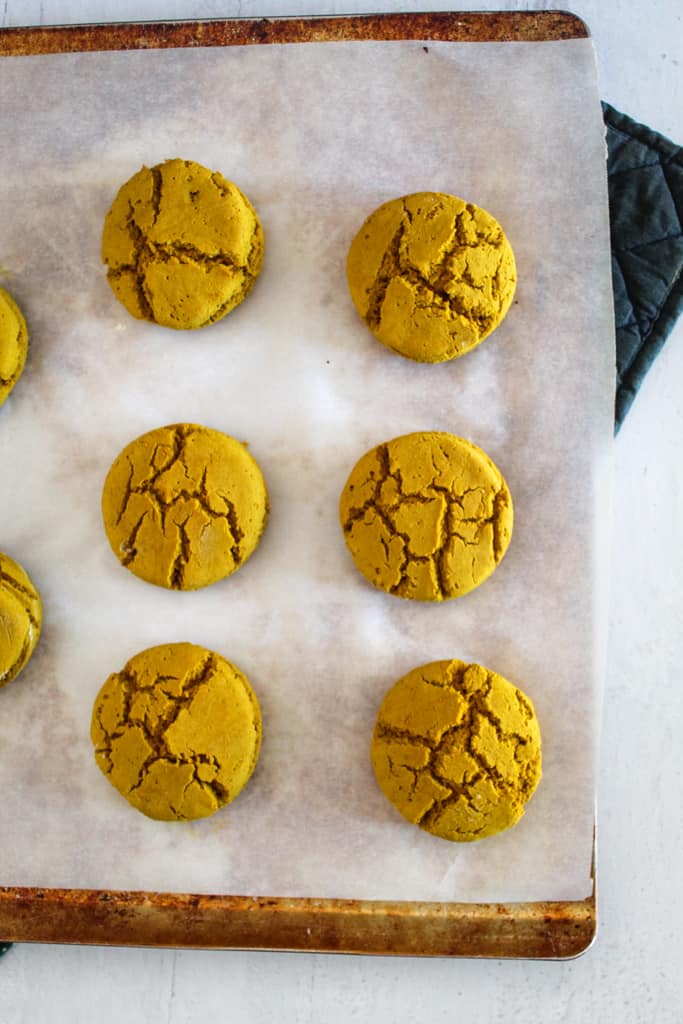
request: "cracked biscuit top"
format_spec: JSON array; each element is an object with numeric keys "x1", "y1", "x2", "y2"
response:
[
  {"x1": 101, "y1": 158, "x2": 264, "y2": 330},
  {"x1": 346, "y1": 192, "x2": 516, "y2": 363},
  {"x1": 91, "y1": 642, "x2": 262, "y2": 821},
  {"x1": 339, "y1": 432, "x2": 512, "y2": 601},
  {"x1": 0, "y1": 286, "x2": 28, "y2": 407},
  {"x1": 0, "y1": 552, "x2": 42, "y2": 688},
  {"x1": 371, "y1": 660, "x2": 541, "y2": 842},
  {"x1": 102, "y1": 423, "x2": 269, "y2": 590}
]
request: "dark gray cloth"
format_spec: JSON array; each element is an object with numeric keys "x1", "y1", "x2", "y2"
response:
[{"x1": 604, "y1": 103, "x2": 683, "y2": 430}]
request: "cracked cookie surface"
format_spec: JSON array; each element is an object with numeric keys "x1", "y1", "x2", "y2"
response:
[
  {"x1": 346, "y1": 192, "x2": 516, "y2": 363},
  {"x1": 102, "y1": 158, "x2": 264, "y2": 330},
  {"x1": 91, "y1": 642, "x2": 262, "y2": 821},
  {"x1": 0, "y1": 286, "x2": 28, "y2": 407},
  {"x1": 371, "y1": 660, "x2": 541, "y2": 842},
  {"x1": 339, "y1": 432, "x2": 512, "y2": 601},
  {"x1": 102, "y1": 423, "x2": 269, "y2": 590},
  {"x1": 0, "y1": 552, "x2": 42, "y2": 688}
]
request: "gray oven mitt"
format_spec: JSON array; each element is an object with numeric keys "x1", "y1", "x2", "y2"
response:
[{"x1": 604, "y1": 103, "x2": 683, "y2": 431}]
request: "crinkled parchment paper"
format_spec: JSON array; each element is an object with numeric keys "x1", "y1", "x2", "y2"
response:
[{"x1": 0, "y1": 37, "x2": 613, "y2": 902}]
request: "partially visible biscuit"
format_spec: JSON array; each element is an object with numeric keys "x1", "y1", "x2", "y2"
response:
[
  {"x1": 339, "y1": 431, "x2": 512, "y2": 601},
  {"x1": 371, "y1": 660, "x2": 542, "y2": 842},
  {"x1": 0, "y1": 286, "x2": 28, "y2": 407},
  {"x1": 0, "y1": 552, "x2": 42, "y2": 688},
  {"x1": 346, "y1": 192, "x2": 516, "y2": 362},
  {"x1": 102, "y1": 158, "x2": 264, "y2": 329},
  {"x1": 90, "y1": 642, "x2": 262, "y2": 821},
  {"x1": 102, "y1": 423, "x2": 269, "y2": 590}
]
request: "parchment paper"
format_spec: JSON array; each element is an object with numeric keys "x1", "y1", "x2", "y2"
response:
[{"x1": 0, "y1": 37, "x2": 613, "y2": 903}]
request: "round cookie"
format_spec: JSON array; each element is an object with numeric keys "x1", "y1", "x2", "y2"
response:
[
  {"x1": 0, "y1": 552, "x2": 42, "y2": 688},
  {"x1": 102, "y1": 423, "x2": 269, "y2": 590},
  {"x1": 90, "y1": 642, "x2": 262, "y2": 821},
  {"x1": 0, "y1": 286, "x2": 28, "y2": 407},
  {"x1": 102, "y1": 158, "x2": 264, "y2": 329},
  {"x1": 371, "y1": 660, "x2": 542, "y2": 842},
  {"x1": 339, "y1": 432, "x2": 512, "y2": 601},
  {"x1": 346, "y1": 192, "x2": 516, "y2": 363}
]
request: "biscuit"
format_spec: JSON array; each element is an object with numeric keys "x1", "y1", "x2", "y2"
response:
[
  {"x1": 0, "y1": 286, "x2": 28, "y2": 407},
  {"x1": 102, "y1": 423, "x2": 269, "y2": 590},
  {"x1": 339, "y1": 432, "x2": 512, "y2": 601},
  {"x1": 0, "y1": 552, "x2": 42, "y2": 688},
  {"x1": 90, "y1": 642, "x2": 262, "y2": 821},
  {"x1": 102, "y1": 158, "x2": 264, "y2": 329},
  {"x1": 346, "y1": 192, "x2": 516, "y2": 363},
  {"x1": 371, "y1": 660, "x2": 541, "y2": 842}
]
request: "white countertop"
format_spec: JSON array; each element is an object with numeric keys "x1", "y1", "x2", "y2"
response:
[{"x1": 1, "y1": 2, "x2": 682, "y2": 1021}]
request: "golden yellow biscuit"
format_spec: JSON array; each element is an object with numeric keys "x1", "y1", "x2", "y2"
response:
[
  {"x1": 346, "y1": 192, "x2": 516, "y2": 362},
  {"x1": 0, "y1": 552, "x2": 42, "y2": 688},
  {"x1": 339, "y1": 432, "x2": 512, "y2": 601},
  {"x1": 102, "y1": 423, "x2": 269, "y2": 590},
  {"x1": 0, "y1": 286, "x2": 28, "y2": 407},
  {"x1": 102, "y1": 158, "x2": 264, "y2": 329},
  {"x1": 91, "y1": 642, "x2": 262, "y2": 821},
  {"x1": 371, "y1": 660, "x2": 541, "y2": 842}
]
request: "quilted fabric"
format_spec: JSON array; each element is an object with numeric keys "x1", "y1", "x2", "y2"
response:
[{"x1": 604, "y1": 103, "x2": 683, "y2": 430}]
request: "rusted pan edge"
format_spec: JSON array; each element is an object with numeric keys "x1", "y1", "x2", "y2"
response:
[
  {"x1": 0, "y1": 887, "x2": 595, "y2": 958},
  {"x1": 0, "y1": 11, "x2": 588, "y2": 58}
]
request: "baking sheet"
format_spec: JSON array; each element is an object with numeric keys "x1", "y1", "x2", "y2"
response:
[{"x1": 0, "y1": 37, "x2": 613, "y2": 904}]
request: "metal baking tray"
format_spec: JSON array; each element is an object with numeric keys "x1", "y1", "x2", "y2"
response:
[{"x1": 0, "y1": 11, "x2": 596, "y2": 958}]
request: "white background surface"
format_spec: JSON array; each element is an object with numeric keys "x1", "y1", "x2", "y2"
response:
[{"x1": 0, "y1": 1, "x2": 682, "y2": 1021}]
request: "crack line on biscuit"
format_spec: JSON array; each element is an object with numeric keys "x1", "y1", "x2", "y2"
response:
[
  {"x1": 365, "y1": 215, "x2": 407, "y2": 330},
  {"x1": 120, "y1": 511, "x2": 149, "y2": 566},
  {"x1": 2, "y1": 628, "x2": 34, "y2": 684},
  {"x1": 115, "y1": 457, "x2": 136, "y2": 526},
  {"x1": 0, "y1": 570, "x2": 40, "y2": 628},
  {"x1": 148, "y1": 240, "x2": 246, "y2": 271},
  {"x1": 491, "y1": 486, "x2": 510, "y2": 563},
  {"x1": 150, "y1": 165, "x2": 163, "y2": 228},
  {"x1": 169, "y1": 515, "x2": 192, "y2": 590},
  {"x1": 122, "y1": 200, "x2": 155, "y2": 322}
]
